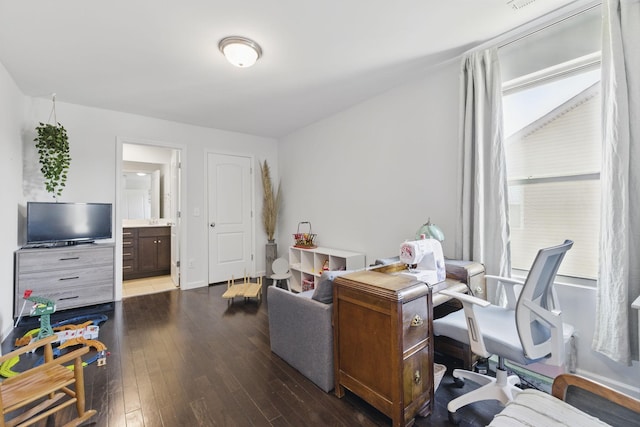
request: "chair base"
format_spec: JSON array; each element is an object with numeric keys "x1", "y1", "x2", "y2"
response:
[{"x1": 448, "y1": 367, "x2": 521, "y2": 420}]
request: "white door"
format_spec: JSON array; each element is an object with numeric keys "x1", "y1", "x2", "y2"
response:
[
  {"x1": 207, "y1": 153, "x2": 253, "y2": 284},
  {"x1": 170, "y1": 150, "x2": 181, "y2": 286}
]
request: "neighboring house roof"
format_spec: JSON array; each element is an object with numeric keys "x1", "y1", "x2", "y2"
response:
[{"x1": 507, "y1": 81, "x2": 600, "y2": 142}]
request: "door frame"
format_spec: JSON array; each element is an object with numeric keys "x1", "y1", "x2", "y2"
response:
[
  {"x1": 115, "y1": 137, "x2": 187, "y2": 301},
  {"x1": 205, "y1": 150, "x2": 256, "y2": 282}
]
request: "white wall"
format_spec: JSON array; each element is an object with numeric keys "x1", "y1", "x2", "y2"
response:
[
  {"x1": 277, "y1": 56, "x2": 640, "y2": 397},
  {"x1": 0, "y1": 61, "x2": 26, "y2": 342},
  {"x1": 278, "y1": 60, "x2": 460, "y2": 262},
  {"x1": 21, "y1": 99, "x2": 277, "y2": 293},
  {"x1": 0, "y1": 73, "x2": 278, "y2": 341}
]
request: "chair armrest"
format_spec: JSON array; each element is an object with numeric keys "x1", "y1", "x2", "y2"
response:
[
  {"x1": 0, "y1": 335, "x2": 57, "y2": 363},
  {"x1": 439, "y1": 290, "x2": 492, "y2": 357},
  {"x1": 484, "y1": 275, "x2": 524, "y2": 286},
  {"x1": 485, "y1": 275, "x2": 524, "y2": 309},
  {"x1": 439, "y1": 290, "x2": 491, "y2": 307}
]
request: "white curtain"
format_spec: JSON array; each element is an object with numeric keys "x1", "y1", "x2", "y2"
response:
[
  {"x1": 455, "y1": 48, "x2": 511, "y2": 304},
  {"x1": 593, "y1": 0, "x2": 640, "y2": 364}
]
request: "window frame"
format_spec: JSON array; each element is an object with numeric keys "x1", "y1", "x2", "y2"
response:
[{"x1": 502, "y1": 53, "x2": 602, "y2": 287}]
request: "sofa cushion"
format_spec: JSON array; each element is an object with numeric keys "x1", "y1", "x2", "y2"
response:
[{"x1": 312, "y1": 270, "x2": 351, "y2": 304}]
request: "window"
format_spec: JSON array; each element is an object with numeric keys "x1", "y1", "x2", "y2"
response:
[{"x1": 503, "y1": 59, "x2": 601, "y2": 281}]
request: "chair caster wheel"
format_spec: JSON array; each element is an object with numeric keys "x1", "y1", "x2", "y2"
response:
[
  {"x1": 453, "y1": 377, "x2": 465, "y2": 388},
  {"x1": 448, "y1": 410, "x2": 461, "y2": 425}
]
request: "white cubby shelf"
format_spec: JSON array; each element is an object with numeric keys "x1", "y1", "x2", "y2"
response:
[{"x1": 288, "y1": 246, "x2": 365, "y2": 292}]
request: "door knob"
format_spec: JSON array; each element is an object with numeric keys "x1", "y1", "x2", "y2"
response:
[{"x1": 210, "y1": 222, "x2": 216, "y2": 228}]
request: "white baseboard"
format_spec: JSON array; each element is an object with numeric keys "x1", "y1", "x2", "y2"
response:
[{"x1": 182, "y1": 280, "x2": 207, "y2": 290}]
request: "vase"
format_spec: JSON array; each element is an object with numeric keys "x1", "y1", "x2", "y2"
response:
[{"x1": 266, "y1": 240, "x2": 277, "y2": 279}]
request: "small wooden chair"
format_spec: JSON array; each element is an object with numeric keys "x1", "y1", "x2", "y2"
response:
[{"x1": 0, "y1": 335, "x2": 96, "y2": 427}]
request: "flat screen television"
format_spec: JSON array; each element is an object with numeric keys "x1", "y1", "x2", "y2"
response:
[{"x1": 26, "y1": 202, "x2": 113, "y2": 246}]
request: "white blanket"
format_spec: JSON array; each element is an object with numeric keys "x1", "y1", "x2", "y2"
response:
[{"x1": 488, "y1": 389, "x2": 611, "y2": 427}]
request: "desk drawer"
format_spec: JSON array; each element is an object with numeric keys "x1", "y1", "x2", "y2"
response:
[
  {"x1": 402, "y1": 296, "x2": 430, "y2": 352},
  {"x1": 403, "y1": 346, "x2": 432, "y2": 421}
]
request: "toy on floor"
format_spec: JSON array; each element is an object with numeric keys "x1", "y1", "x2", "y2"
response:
[
  {"x1": 14, "y1": 291, "x2": 57, "y2": 341},
  {"x1": 222, "y1": 273, "x2": 263, "y2": 304},
  {"x1": 1, "y1": 308, "x2": 110, "y2": 378}
]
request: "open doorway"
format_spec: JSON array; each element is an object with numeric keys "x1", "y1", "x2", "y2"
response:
[{"x1": 119, "y1": 142, "x2": 182, "y2": 298}]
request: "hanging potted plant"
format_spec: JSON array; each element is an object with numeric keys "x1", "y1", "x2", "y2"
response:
[
  {"x1": 34, "y1": 96, "x2": 71, "y2": 199},
  {"x1": 260, "y1": 160, "x2": 281, "y2": 277},
  {"x1": 35, "y1": 122, "x2": 71, "y2": 199}
]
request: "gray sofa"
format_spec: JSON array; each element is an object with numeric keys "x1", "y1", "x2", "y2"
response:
[{"x1": 267, "y1": 271, "x2": 346, "y2": 393}]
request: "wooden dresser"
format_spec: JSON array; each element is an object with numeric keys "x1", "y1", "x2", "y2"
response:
[
  {"x1": 14, "y1": 244, "x2": 114, "y2": 316},
  {"x1": 333, "y1": 271, "x2": 433, "y2": 427}
]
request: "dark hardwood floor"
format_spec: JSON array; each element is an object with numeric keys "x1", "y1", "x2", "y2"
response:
[{"x1": 2, "y1": 283, "x2": 504, "y2": 427}]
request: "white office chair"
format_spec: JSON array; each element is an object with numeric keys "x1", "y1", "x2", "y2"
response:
[
  {"x1": 270, "y1": 258, "x2": 292, "y2": 291},
  {"x1": 433, "y1": 240, "x2": 574, "y2": 424}
]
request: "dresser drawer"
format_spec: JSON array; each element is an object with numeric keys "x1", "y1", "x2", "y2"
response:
[
  {"x1": 17, "y1": 264, "x2": 113, "y2": 292},
  {"x1": 29, "y1": 283, "x2": 114, "y2": 311},
  {"x1": 402, "y1": 296, "x2": 430, "y2": 352},
  {"x1": 18, "y1": 246, "x2": 114, "y2": 272}
]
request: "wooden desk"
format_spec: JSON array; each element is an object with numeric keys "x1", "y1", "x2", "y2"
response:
[
  {"x1": 371, "y1": 261, "x2": 485, "y2": 371},
  {"x1": 333, "y1": 270, "x2": 433, "y2": 427}
]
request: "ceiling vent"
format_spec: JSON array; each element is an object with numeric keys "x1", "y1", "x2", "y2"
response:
[{"x1": 507, "y1": 0, "x2": 537, "y2": 10}]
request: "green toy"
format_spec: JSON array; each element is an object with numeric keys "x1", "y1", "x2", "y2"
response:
[{"x1": 23, "y1": 291, "x2": 57, "y2": 340}]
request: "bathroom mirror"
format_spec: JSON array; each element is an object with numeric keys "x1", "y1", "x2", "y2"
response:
[{"x1": 122, "y1": 167, "x2": 161, "y2": 219}]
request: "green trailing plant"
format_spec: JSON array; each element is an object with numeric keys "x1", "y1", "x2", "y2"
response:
[
  {"x1": 260, "y1": 160, "x2": 282, "y2": 241},
  {"x1": 34, "y1": 122, "x2": 71, "y2": 198}
]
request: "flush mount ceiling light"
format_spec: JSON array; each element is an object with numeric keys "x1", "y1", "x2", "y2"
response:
[{"x1": 218, "y1": 36, "x2": 262, "y2": 68}]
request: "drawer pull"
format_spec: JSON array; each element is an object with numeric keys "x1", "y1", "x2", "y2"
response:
[
  {"x1": 414, "y1": 370, "x2": 421, "y2": 384},
  {"x1": 59, "y1": 256, "x2": 80, "y2": 261},
  {"x1": 410, "y1": 314, "x2": 424, "y2": 327},
  {"x1": 59, "y1": 276, "x2": 80, "y2": 281},
  {"x1": 59, "y1": 296, "x2": 80, "y2": 301}
]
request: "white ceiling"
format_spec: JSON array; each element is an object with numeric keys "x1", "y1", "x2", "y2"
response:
[{"x1": 0, "y1": 0, "x2": 584, "y2": 138}]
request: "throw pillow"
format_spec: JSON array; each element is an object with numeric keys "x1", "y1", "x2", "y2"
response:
[{"x1": 312, "y1": 270, "x2": 351, "y2": 304}]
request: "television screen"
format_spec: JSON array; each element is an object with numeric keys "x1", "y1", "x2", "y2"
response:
[{"x1": 26, "y1": 202, "x2": 113, "y2": 245}]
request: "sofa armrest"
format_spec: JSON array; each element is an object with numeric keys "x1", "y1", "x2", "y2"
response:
[{"x1": 267, "y1": 286, "x2": 334, "y2": 392}]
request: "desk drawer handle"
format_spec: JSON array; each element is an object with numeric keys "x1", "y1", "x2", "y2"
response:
[
  {"x1": 59, "y1": 296, "x2": 79, "y2": 301},
  {"x1": 59, "y1": 276, "x2": 80, "y2": 281},
  {"x1": 410, "y1": 314, "x2": 424, "y2": 327},
  {"x1": 414, "y1": 370, "x2": 421, "y2": 384},
  {"x1": 59, "y1": 257, "x2": 80, "y2": 261}
]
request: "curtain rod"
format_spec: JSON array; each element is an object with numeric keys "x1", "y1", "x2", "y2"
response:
[{"x1": 498, "y1": 1, "x2": 602, "y2": 50}]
